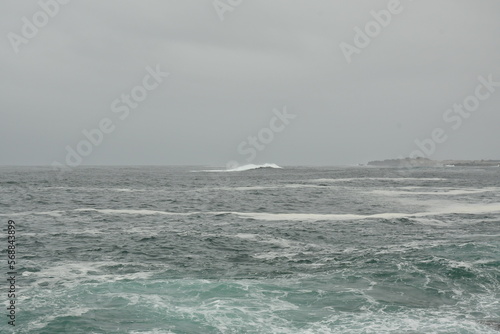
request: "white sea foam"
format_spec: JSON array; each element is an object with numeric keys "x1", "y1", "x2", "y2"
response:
[
  {"x1": 23, "y1": 261, "x2": 156, "y2": 288},
  {"x1": 74, "y1": 208, "x2": 191, "y2": 216},
  {"x1": 231, "y1": 233, "x2": 321, "y2": 260},
  {"x1": 283, "y1": 184, "x2": 325, "y2": 189},
  {"x1": 310, "y1": 177, "x2": 446, "y2": 183},
  {"x1": 234, "y1": 233, "x2": 260, "y2": 240},
  {"x1": 233, "y1": 233, "x2": 311, "y2": 249},
  {"x1": 375, "y1": 240, "x2": 450, "y2": 255},
  {"x1": 221, "y1": 203, "x2": 500, "y2": 222},
  {"x1": 76, "y1": 228, "x2": 105, "y2": 235},
  {"x1": 70, "y1": 202, "x2": 500, "y2": 222},
  {"x1": 25, "y1": 307, "x2": 92, "y2": 332},
  {"x1": 204, "y1": 185, "x2": 279, "y2": 191},
  {"x1": 199, "y1": 184, "x2": 325, "y2": 192},
  {"x1": 199, "y1": 163, "x2": 283, "y2": 172},
  {"x1": 42, "y1": 186, "x2": 147, "y2": 193},
  {"x1": 8, "y1": 197, "x2": 486, "y2": 223},
  {"x1": 228, "y1": 211, "x2": 412, "y2": 221},
  {"x1": 112, "y1": 278, "x2": 500, "y2": 334},
  {"x1": 252, "y1": 251, "x2": 299, "y2": 260},
  {"x1": 0, "y1": 210, "x2": 64, "y2": 217},
  {"x1": 371, "y1": 187, "x2": 499, "y2": 196}
]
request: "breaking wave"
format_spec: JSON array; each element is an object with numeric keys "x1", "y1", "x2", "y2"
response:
[
  {"x1": 199, "y1": 163, "x2": 283, "y2": 172},
  {"x1": 228, "y1": 163, "x2": 282, "y2": 172}
]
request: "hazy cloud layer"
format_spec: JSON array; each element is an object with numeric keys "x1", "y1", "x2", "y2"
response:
[{"x1": 1, "y1": 0, "x2": 499, "y2": 166}]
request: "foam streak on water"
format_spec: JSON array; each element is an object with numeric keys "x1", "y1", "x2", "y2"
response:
[{"x1": 0, "y1": 166, "x2": 499, "y2": 333}]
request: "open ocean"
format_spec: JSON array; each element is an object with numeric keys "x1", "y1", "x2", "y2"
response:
[{"x1": 1, "y1": 165, "x2": 499, "y2": 334}]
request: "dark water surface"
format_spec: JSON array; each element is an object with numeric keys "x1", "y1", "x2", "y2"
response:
[{"x1": 1, "y1": 166, "x2": 499, "y2": 333}]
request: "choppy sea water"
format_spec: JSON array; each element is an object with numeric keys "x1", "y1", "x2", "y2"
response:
[{"x1": 1, "y1": 165, "x2": 499, "y2": 334}]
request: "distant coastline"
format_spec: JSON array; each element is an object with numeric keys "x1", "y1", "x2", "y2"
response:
[{"x1": 367, "y1": 157, "x2": 500, "y2": 167}]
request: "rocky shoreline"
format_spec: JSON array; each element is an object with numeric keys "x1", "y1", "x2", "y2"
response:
[{"x1": 367, "y1": 157, "x2": 500, "y2": 167}]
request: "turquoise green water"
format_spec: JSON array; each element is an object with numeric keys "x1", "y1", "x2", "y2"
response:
[{"x1": 1, "y1": 166, "x2": 499, "y2": 333}]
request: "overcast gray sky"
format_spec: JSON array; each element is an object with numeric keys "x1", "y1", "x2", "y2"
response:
[{"x1": 1, "y1": 0, "x2": 499, "y2": 167}]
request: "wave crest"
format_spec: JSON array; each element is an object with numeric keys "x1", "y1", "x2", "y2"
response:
[
  {"x1": 198, "y1": 163, "x2": 283, "y2": 172},
  {"x1": 227, "y1": 163, "x2": 282, "y2": 172}
]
